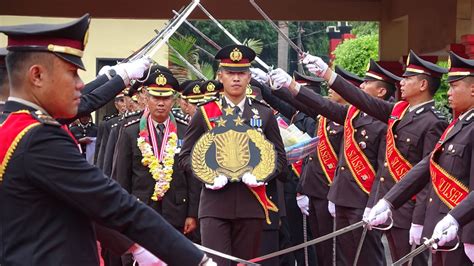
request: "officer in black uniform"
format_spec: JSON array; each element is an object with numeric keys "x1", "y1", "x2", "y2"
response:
[{"x1": 0, "y1": 14, "x2": 212, "y2": 266}]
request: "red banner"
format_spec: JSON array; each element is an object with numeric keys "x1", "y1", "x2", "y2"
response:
[
  {"x1": 386, "y1": 101, "x2": 413, "y2": 182},
  {"x1": 430, "y1": 119, "x2": 468, "y2": 209},
  {"x1": 343, "y1": 106, "x2": 376, "y2": 194},
  {"x1": 0, "y1": 111, "x2": 41, "y2": 180},
  {"x1": 316, "y1": 116, "x2": 338, "y2": 184}
]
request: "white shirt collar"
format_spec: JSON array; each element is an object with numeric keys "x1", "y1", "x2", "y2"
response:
[
  {"x1": 459, "y1": 108, "x2": 474, "y2": 121},
  {"x1": 409, "y1": 99, "x2": 434, "y2": 112},
  {"x1": 8, "y1": 96, "x2": 50, "y2": 115},
  {"x1": 224, "y1": 95, "x2": 247, "y2": 113}
]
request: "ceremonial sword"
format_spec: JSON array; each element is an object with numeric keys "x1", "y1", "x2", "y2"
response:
[
  {"x1": 173, "y1": 10, "x2": 221, "y2": 51},
  {"x1": 392, "y1": 236, "x2": 460, "y2": 266},
  {"x1": 126, "y1": 4, "x2": 187, "y2": 62},
  {"x1": 194, "y1": 243, "x2": 261, "y2": 265},
  {"x1": 162, "y1": 34, "x2": 207, "y2": 80},
  {"x1": 197, "y1": 3, "x2": 273, "y2": 72},
  {"x1": 249, "y1": 220, "x2": 366, "y2": 263},
  {"x1": 146, "y1": 0, "x2": 201, "y2": 59},
  {"x1": 249, "y1": 0, "x2": 305, "y2": 57}
]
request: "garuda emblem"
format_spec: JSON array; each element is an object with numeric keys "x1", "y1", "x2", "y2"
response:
[{"x1": 191, "y1": 106, "x2": 276, "y2": 184}]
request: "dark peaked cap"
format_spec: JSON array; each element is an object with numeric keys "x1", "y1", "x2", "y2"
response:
[
  {"x1": 0, "y1": 14, "x2": 90, "y2": 70},
  {"x1": 215, "y1": 44, "x2": 256, "y2": 72},
  {"x1": 447, "y1": 51, "x2": 474, "y2": 82},
  {"x1": 403, "y1": 50, "x2": 447, "y2": 78},
  {"x1": 335, "y1": 65, "x2": 364, "y2": 87},
  {"x1": 364, "y1": 59, "x2": 402, "y2": 87}
]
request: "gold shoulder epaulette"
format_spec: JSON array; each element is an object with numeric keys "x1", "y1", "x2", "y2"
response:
[{"x1": 32, "y1": 110, "x2": 61, "y2": 126}]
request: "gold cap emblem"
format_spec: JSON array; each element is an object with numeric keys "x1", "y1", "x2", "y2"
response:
[
  {"x1": 406, "y1": 53, "x2": 410, "y2": 66},
  {"x1": 193, "y1": 84, "x2": 201, "y2": 94},
  {"x1": 447, "y1": 57, "x2": 451, "y2": 69},
  {"x1": 156, "y1": 74, "x2": 167, "y2": 86},
  {"x1": 230, "y1": 48, "x2": 243, "y2": 62},
  {"x1": 206, "y1": 82, "x2": 216, "y2": 92},
  {"x1": 366, "y1": 61, "x2": 371, "y2": 72}
]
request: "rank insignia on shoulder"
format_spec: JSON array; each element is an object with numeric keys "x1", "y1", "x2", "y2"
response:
[
  {"x1": 415, "y1": 107, "x2": 425, "y2": 114},
  {"x1": 124, "y1": 119, "x2": 140, "y2": 127},
  {"x1": 32, "y1": 110, "x2": 61, "y2": 126}
]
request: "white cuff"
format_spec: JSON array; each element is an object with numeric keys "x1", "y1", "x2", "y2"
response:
[{"x1": 328, "y1": 71, "x2": 338, "y2": 86}]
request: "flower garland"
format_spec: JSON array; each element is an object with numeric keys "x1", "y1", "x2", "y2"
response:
[{"x1": 137, "y1": 113, "x2": 178, "y2": 201}]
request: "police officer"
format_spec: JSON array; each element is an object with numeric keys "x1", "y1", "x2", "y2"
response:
[
  {"x1": 270, "y1": 59, "x2": 398, "y2": 265},
  {"x1": 0, "y1": 14, "x2": 212, "y2": 265},
  {"x1": 303, "y1": 50, "x2": 449, "y2": 264},
  {"x1": 368, "y1": 51, "x2": 474, "y2": 265},
  {"x1": 178, "y1": 44, "x2": 288, "y2": 265}
]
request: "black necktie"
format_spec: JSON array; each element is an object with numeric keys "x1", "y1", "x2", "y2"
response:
[
  {"x1": 156, "y1": 123, "x2": 165, "y2": 147},
  {"x1": 234, "y1": 106, "x2": 241, "y2": 116}
]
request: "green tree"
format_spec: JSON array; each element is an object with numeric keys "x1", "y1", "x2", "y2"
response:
[
  {"x1": 332, "y1": 35, "x2": 379, "y2": 76},
  {"x1": 434, "y1": 61, "x2": 452, "y2": 120},
  {"x1": 350, "y1": 22, "x2": 379, "y2": 36}
]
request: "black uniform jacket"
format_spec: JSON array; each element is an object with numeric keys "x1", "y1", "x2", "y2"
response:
[
  {"x1": 295, "y1": 86, "x2": 387, "y2": 209},
  {"x1": 330, "y1": 75, "x2": 448, "y2": 228},
  {"x1": 178, "y1": 97, "x2": 288, "y2": 220},
  {"x1": 0, "y1": 101, "x2": 204, "y2": 266},
  {"x1": 114, "y1": 116, "x2": 200, "y2": 227},
  {"x1": 385, "y1": 109, "x2": 474, "y2": 243}
]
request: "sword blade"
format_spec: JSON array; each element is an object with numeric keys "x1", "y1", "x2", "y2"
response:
[
  {"x1": 249, "y1": 0, "x2": 303, "y2": 55},
  {"x1": 250, "y1": 220, "x2": 365, "y2": 263},
  {"x1": 407, "y1": 243, "x2": 417, "y2": 266},
  {"x1": 173, "y1": 10, "x2": 222, "y2": 50},
  {"x1": 194, "y1": 244, "x2": 260, "y2": 265},
  {"x1": 353, "y1": 226, "x2": 367, "y2": 266},
  {"x1": 197, "y1": 3, "x2": 272, "y2": 71},
  {"x1": 392, "y1": 244, "x2": 429, "y2": 266}
]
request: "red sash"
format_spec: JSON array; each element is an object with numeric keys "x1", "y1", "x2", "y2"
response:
[
  {"x1": 386, "y1": 101, "x2": 413, "y2": 182},
  {"x1": 316, "y1": 116, "x2": 338, "y2": 184},
  {"x1": 200, "y1": 101, "x2": 278, "y2": 224},
  {"x1": 430, "y1": 119, "x2": 468, "y2": 209},
  {"x1": 0, "y1": 111, "x2": 41, "y2": 181},
  {"x1": 291, "y1": 160, "x2": 303, "y2": 177},
  {"x1": 343, "y1": 106, "x2": 376, "y2": 194}
]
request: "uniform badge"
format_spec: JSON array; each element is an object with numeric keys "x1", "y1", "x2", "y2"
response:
[
  {"x1": 191, "y1": 107, "x2": 276, "y2": 184},
  {"x1": 359, "y1": 141, "x2": 367, "y2": 149}
]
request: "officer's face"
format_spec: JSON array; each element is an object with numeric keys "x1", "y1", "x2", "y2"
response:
[
  {"x1": 360, "y1": 80, "x2": 387, "y2": 99},
  {"x1": 448, "y1": 78, "x2": 474, "y2": 114},
  {"x1": 147, "y1": 94, "x2": 175, "y2": 123},
  {"x1": 218, "y1": 70, "x2": 251, "y2": 99},
  {"x1": 114, "y1": 97, "x2": 127, "y2": 113},
  {"x1": 40, "y1": 55, "x2": 84, "y2": 118},
  {"x1": 400, "y1": 75, "x2": 424, "y2": 100}
]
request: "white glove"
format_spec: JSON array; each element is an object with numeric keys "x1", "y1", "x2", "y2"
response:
[
  {"x1": 200, "y1": 256, "x2": 217, "y2": 266},
  {"x1": 366, "y1": 199, "x2": 391, "y2": 227},
  {"x1": 296, "y1": 195, "x2": 310, "y2": 216},
  {"x1": 205, "y1": 175, "x2": 228, "y2": 190},
  {"x1": 409, "y1": 223, "x2": 424, "y2": 245},
  {"x1": 302, "y1": 53, "x2": 328, "y2": 77},
  {"x1": 132, "y1": 246, "x2": 166, "y2": 266},
  {"x1": 250, "y1": 67, "x2": 269, "y2": 84},
  {"x1": 269, "y1": 68, "x2": 292, "y2": 89},
  {"x1": 242, "y1": 172, "x2": 264, "y2": 187},
  {"x1": 363, "y1": 207, "x2": 371, "y2": 221},
  {"x1": 98, "y1": 65, "x2": 112, "y2": 76},
  {"x1": 328, "y1": 201, "x2": 336, "y2": 218},
  {"x1": 432, "y1": 214, "x2": 459, "y2": 246},
  {"x1": 113, "y1": 57, "x2": 151, "y2": 84},
  {"x1": 464, "y1": 243, "x2": 474, "y2": 262}
]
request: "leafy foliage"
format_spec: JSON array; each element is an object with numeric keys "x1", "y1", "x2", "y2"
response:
[
  {"x1": 434, "y1": 61, "x2": 452, "y2": 120},
  {"x1": 350, "y1": 22, "x2": 379, "y2": 36},
  {"x1": 332, "y1": 35, "x2": 379, "y2": 76}
]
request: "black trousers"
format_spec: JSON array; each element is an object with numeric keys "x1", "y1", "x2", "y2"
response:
[
  {"x1": 385, "y1": 226, "x2": 428, "y2": 266},
  {"x1": 200, "y1": 217, "x2": 264, "y2": 266},
  {"x1": 335, "y1": 205, "x2": 386, "y2": 266}
]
